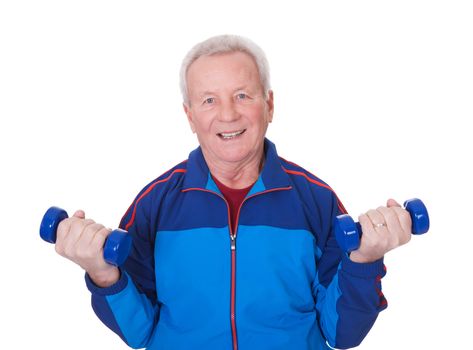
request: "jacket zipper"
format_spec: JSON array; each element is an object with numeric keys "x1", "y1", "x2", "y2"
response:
[
  {"x1": 182, "y1": 185, "x2": 292, "y2": 350},
  {"x1": 229, "y1": 186, "x2": 292, "y2": 350},
  {"x1": 230, "y1": 235, "x2": 238, "y2": 350}
]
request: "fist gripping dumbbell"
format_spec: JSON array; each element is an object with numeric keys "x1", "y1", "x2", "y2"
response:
[
  {"x1": 40, "y1": 206, "x2": 132, "y2": 266},
  {"x1": 334, "y1": 198, "x2": 429, "y2": 253}
]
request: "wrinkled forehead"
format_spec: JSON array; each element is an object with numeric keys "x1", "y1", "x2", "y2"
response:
[{"x1": 186, "y1": 52, "x2": 263, "y2": 96}]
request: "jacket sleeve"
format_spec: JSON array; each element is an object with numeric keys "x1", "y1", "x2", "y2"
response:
[
  {"x1": 314, "y1": 192, "x2": 388, "y2": 349},
  {"x1": 84, "y1": 187, "x2": 161, "y2": 349}
]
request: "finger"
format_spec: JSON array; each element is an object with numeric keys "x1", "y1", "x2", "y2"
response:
[
  {"x1": 359, "y1": 211, "x2": 388, "y2": 258},
  {"x1": 387, "y1": 198, "x2": 401, "y2": 208},
  {"x1": 66, "y1": 218, "x2": 95, "y2": 242},
  {"x1": 391, "y1": 206, "x2": 413, "y2": 241},
  {"x1": 76, "y1": 223, "x2": 108, "y2": 260},
  {"x1": 73, "y1": 210, "x2": 86, "y2": 219},
  {"x1": 366, "y1": 209, "x2": 386, "y2": 227},
  {"x1": 56, "y1": 217, "x2": 93, "y2": 247},
  {"x1": 377, "y1": 206, "x2": 402, "y2": 232},
  {"x1": 377, "y1": 206, "x2": 403, "y2": 247},
  {"x1": 81, "y1": 223, "x2": 106, "y2": 247},
  {"x1": 55, "y1": 218, "x2": 72, "y2": 256},
  {"x1": 358, "y1": 213, "x2": 376, "y2": 236},
  {"x1": 61, "y1": 218, "x2": 95, "y2": 256},
  {"x1": 358, "y1": 213, "x2": 387, "y2": 249},
  {"x1": 92, "y1": 227, "x2": 111, "y2": 246},
  {"x1": 90, "y1": 227, "x2": 112, "y2": 257}
]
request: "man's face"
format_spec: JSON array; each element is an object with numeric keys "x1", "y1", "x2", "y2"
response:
[{"x1": 184, "y1": 51, "x2": 274, "y2": 166}]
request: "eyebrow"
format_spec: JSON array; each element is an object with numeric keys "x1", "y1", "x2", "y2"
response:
[
  {"x1": 199, "y1": 91, "x2": 216, "y2": 98},
  {"x1": 198, "y1": 86, "x2": 251, "y2": 98}
]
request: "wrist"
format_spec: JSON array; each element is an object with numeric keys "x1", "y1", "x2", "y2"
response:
[
  {"x1": 341, "y1": 254, "x2": 386, "y2": 278},
  {"x1": 349, "y1": 250, "x2": 384, "y2": 264},
  {"x1": 87, "y1": 267, "x2": 120, "y2": 288}
]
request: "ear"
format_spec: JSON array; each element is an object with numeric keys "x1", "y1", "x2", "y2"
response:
[
  {"x1": 266, "y1": 90, "x2": 274, "y2": 123},
  {"x1": 183, "y1": 103, "x2": 196, "y2": 133}
]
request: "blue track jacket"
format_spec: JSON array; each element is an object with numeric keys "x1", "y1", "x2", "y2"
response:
[{"x1": 85, "y1": 139, "x2": 387, "y2": 349}]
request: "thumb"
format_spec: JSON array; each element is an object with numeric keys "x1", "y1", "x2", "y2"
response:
[
  {"x1": 387, "y1": 198, "x2": 401, "y2": 208},
  {"x1": 73, "y1": 210, "x2": 86, "y2": 219}
]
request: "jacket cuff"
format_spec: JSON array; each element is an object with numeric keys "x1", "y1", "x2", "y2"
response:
[
  {"x1": 84, "y1": 269, "x2": 128, "y2": 296},
  {"x1": 341, "y1": 254, "x2": 387, "y2": 279}
]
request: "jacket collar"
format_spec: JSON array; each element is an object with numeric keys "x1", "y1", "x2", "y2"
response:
[{"x1": 182, "y1": 138, "x2": 292, "y2": 194}]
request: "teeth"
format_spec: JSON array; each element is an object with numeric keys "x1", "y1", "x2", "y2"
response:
[{"x1": 219, "y1": 130, "x2": 244, "y2": 139}]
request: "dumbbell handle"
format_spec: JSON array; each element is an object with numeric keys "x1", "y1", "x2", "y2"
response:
[
  {"x1": 334, "y1": 198, "x2": 429, "y2": 253},
  {"x1": 40, "y1": 206, "x2": 132, "y2": 266}
]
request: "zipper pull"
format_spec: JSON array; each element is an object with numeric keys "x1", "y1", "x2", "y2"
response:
[{"x1": 230, "y1": 234, "x2": 236, "y2": 250}]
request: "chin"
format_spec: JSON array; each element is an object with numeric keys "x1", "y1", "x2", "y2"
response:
[{"x1": 218, "y1": 151, "x2": 250, "y2": 163}]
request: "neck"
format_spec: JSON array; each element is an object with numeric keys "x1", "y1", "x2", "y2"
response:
[{"x1": 203, "y1": 150, "x2": 264, "y2": 189}]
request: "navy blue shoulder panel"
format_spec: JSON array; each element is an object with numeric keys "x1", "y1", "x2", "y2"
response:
[
  {"x1": 240, "y1": 157, "x2": 345, "y2": 234},
  {"x1": 279, "y1": 157, "x2": 346, "y2": 214},
  {"x1": 119, "y1": 160, "x2": 188, "y2": 231},
  {"x1": 118, "y1": 161, "x2": 188, "y2": 306}
]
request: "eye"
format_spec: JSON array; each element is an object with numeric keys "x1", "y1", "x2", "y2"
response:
[
  {"x1": 236, "y1": 93, "x2": 247, "y2": 100},
  {"x1": 203, "y1": 97, "x2": 215, "y2": 104}
]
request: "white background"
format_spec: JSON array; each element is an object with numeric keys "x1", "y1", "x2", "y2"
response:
[{"x1": 1, "y1": 1, "x2": 472, "y2": 349}]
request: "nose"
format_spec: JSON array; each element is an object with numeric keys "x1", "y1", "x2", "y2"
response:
[{"x1": 218, "y1": 99, "x2": 240, "y2": 122}]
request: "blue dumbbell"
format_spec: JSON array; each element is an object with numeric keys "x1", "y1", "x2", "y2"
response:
[
  {"x1": 334, "y1": 198, "x2": 429, "y2": 253},
  {"x1": 40, "y1": 206, "x2": 132, "y2": 266}
]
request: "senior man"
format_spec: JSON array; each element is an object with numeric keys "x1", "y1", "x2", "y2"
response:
[{"x1": 55, "y1": 35, "x2": 412, "y2": 349}]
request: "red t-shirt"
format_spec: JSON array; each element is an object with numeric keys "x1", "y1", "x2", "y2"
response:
[{"x1": 212, "y1": 176, "x2": 254, "y2": 234}]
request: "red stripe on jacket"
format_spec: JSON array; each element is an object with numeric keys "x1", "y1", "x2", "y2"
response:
[
  {"x1": 122, "y1": 168, "x2": 187, "y2": 230},
  {"x1": 281, "y1": 165, "x2": 347, "y2": 214}
]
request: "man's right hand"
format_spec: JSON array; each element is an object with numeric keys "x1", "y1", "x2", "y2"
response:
[{"x1": 55, "y1": 210, "x2": 120, "y2": 288}]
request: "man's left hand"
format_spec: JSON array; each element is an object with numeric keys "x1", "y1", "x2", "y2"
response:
[{"x1": 349, "y1": 199, "x2": 412, "y2": 263}]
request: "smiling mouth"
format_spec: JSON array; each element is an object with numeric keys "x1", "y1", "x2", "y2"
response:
[{"x1": 217, "y1": 129, "x2": 246, "y2": 140}]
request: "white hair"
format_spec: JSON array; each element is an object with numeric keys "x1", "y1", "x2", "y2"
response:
[{"x1": 180, "y1": 34, "x2": 271, "y2": 106}]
